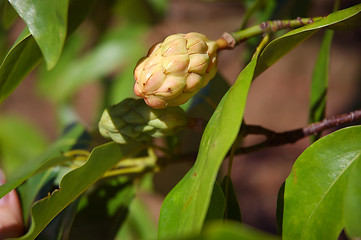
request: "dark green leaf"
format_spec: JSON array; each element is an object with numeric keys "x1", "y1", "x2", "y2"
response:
[
  {"x1": 17, "y1": 142, "x2": 144, "y2": 240},
  {"x1": 221, "y1": 176, "x2": 242, "y2": 222},
  {"x1": 344, "y1": 156, "x2": 361, "y2": 238},
  {"x1": 9, "y1": 0, "x2": 69, "y2": 69},
  {"x1": 1, "y1": 1, "x2": 18, "y2": 29},
  {"x1": 204, "y1": 182, "x2": 226, "y2": 223},
  {"x1": 0, "y1": 30, "x2": 42, "y2": 102},
  {"x1": 283, "y1": 126, "x2": 361, "y2": 240},
  {"x1": 191, "y1": 221, "x2": 280, "y2": 240},
  {"x1": 276, "y1": 182, "x2": 285, "y2": 234},
  {"x1": 309, "y1": 30, "x2": 333, "y2": 142},
  {"x1": 68, "y1": 178, "x2": 135, "y2": 240},
  {"x1": 17, "y1": 169, "x2": 57, "y2": 226},
  {"x1": 158, "y1": 50, "x2": 260, "y2": 239},
  {"x1": 0, "y1": 124, "x2": 85, "y2": 199},
  {"x1": 255, "y1": 3, "x2": 361, "y2": 77}
]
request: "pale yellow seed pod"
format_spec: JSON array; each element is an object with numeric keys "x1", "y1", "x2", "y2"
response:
[{"x1": 134, "y1": 32, "x2": 218, "y2": 109}]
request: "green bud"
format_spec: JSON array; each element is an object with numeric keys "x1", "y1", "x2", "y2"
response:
[{"x1": 99, "y1": 98, "x2": 188, "y2": 144}]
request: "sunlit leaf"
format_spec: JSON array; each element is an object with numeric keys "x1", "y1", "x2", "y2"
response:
[
  {"x1": 158, "y1": 49, "x2": 260, "y2": 239},
  {"x1": 283, "y1": 126, "x2": 361, "y2": 240},
  {"x1": 9, "y1": 0, "x2": 69, "y2": 69}
]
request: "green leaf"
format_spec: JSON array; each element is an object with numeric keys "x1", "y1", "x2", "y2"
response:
[
  {"x1": 17, "y1": 142, "x2": 143, "y2": 240},
  {"x1": 283, "y1": 126, "x2": 361, "y2": 240},
  {"x1": 221, "y1": 176, "x2": 242, "y2": 222},
  {"x1": 0, "y1": 30, "x2": 42, "y2": 102},
  {"x1": 17, "y1": 169, "x2": 57, "y2": 226},
  {"x1": 68, "y1": 178, "x2": 135, "y2": 240},
  {"x1": 158, "y1": 51, "x2": 260, "y2": 239},
  {"x1": 308, "y1": 30, "x2": 333, "y2": 142},
  {"x1": 0, "y1": 0, "x2": 96, "y2": 102},
  {"x1": 192, "y1": 221, "x2": 280, "y2": 240},
  {"x1": 255, "y1": 3, "x2": 361, "y2": 77},
  {"x1": 204, "y1": 182, "x2": 226, "y2": 223},
  {"x1": 344, "y1": 155, "x2": 361, "y2": 238},
  {"x1": 0, "y1": 115, "x2": 48, "y2": 175},
  {"x1": 1, "y1": 0, "x2": 18, "y2": 30},
  {"x1": 9, "y1": 0, "x2": 69, "y2": 69},
  {"x1": 0, "y1": 124, "x2": 85, "y2": 199}
]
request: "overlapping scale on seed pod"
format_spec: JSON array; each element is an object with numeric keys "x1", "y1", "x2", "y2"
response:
[
  {"x1": 99, "y1": 98, "x2": 188, "y2": 144},
  {"x1": 134, "y1": 32, "x2": 218, "y2": 109}
]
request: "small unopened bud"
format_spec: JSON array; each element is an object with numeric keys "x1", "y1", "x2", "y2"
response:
[
  {"x1": 99, "y1": 98, "x2": 188, "y2": 144},
  {"x1": 134, "y1": 32, "x2": 218, "y2": 109}
]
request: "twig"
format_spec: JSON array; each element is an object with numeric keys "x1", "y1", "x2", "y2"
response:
[
  {"x1": 168, "y1": 109, "x2": 361, "y2": 164},
  {"x1": 237, "y1": 109, "x2": 361, "y2": 154},
  {"x1": 216, "y1": 17, "x2": 323, "y2": 50}
]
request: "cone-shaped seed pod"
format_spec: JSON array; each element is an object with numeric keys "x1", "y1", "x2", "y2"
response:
[
  {"x1": 99, "y1": 98, "x2": 188, "y2": 144},
  {"x1": 134, "y1": 32, "x2": 218, "y2": 109}
]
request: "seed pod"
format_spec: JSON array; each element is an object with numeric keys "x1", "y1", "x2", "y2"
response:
[
  {"x1": 99, "y1": 98, "x2": 188, "y2": 144},
  {"x1": 134, "y1": 32, "x2": 218, "y2": 109}
]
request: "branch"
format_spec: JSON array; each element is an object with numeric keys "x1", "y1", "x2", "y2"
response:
[
  {"x1": 216, "y1": 17, "x2": 323, "y2": 50},
  {"x1": 237, "y1": 109, "x2": 361, "y2": 154}
]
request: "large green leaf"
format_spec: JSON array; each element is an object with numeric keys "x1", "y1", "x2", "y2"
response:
[
  {"x1": 344, "y1": 156, "x2": 361, "y2": 238},
  {"x1": 9, "y1": 0, "x2": 69, "y2": 69},
  {"x1": 158, "y1": 50, "x2": 260, "y2": 239},
  {"x1": 189, "y1": 221, "x2": 280, "y2": 240},
  {"x1": 0, "y1": 0, "x2": 96, "y2": 102},
  {"x1": 308, "y1": 30, "x2": 333, "y2": 142},
  {"x1": 17, "y1": 142, "x2": 143, "y2": 240},
  {"x1": 283, "y1": 126, "x2": 361, "y2": 240},
  {"x1": 0, "y1": 29, "x2": 42, "y2": 102},
  {"x1": 0, "y1": 124, "x2": 85, "y2": 199},
  {"x1": 255, "y1": 3, "x2": 361, "y2": 77}
]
